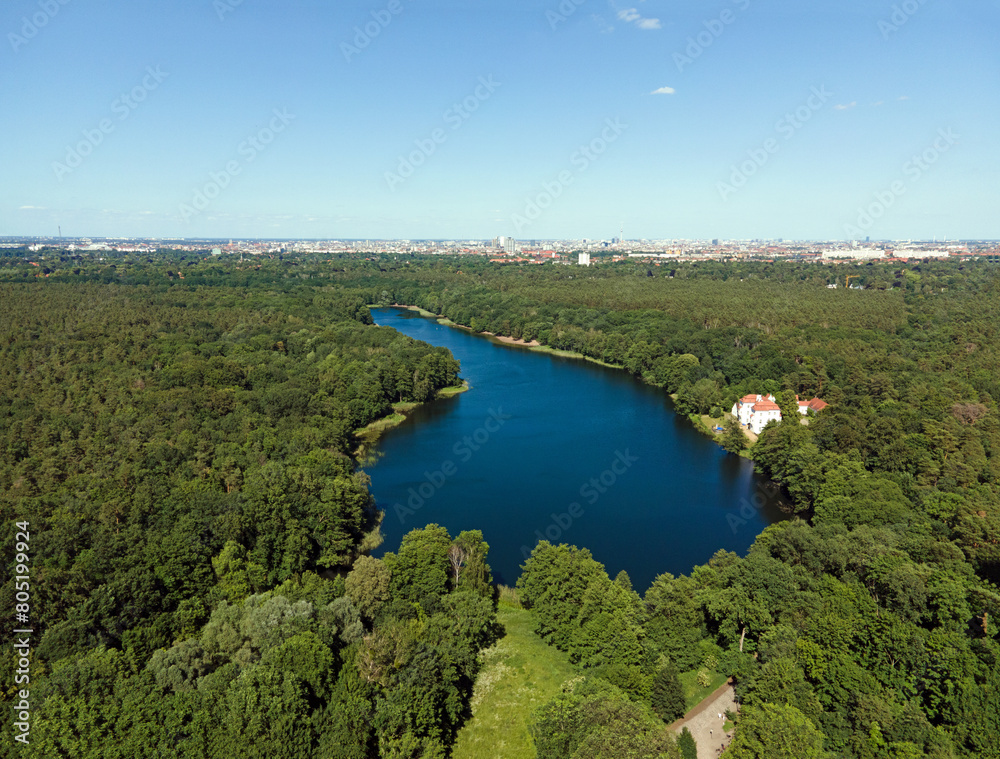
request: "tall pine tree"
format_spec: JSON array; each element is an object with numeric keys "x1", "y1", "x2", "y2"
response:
[
  {"x1": 651, "y1": 661, "x2": 686, "y2": 722},
  {"x1": 678, "y1": 727, "x2": 698, "y2": 759}
]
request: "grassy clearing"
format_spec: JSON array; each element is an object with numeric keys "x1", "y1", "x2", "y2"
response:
[
  {"x1": 453, "y1": 601, "x2": 579, "y2": 759},
  {"x1": 353, "y1": 397, "x2": 451, "y2": 451},
  {"x1": 689, "y1": 414, "x2": 723, "y2": 437},
  {"x1": 354, "y1": 413, "x2": 406, "y2": 442},
  {"x1": 354, "y1": 412, "x2": 407, "y2": 445},
  {"x1": 390, "y1": 304, "x2": 440, "y2": 318},
  {"x1": 497, "y1": 585, "x2": 522, "y2": 608},
  {"x1": 700, "y1": 414, "x2": 724, "y2": 433},
  {"x1": 436, "y1": 381, "x2": 470, "y2": 398},
  {"x1": 678, "y1": 669, "x2": 729, "y2": 712},
  {"x1": 352, "y1": 402, "x2": 423, "y2": 462}
]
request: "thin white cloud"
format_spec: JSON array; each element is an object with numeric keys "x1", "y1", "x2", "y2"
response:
[
  {"x1": 615, "y1": 6, "x2": 660, "y2": 29},
  {"x1": 872, "y1": 101, "x2": 884, "y2": 107},
  {"x1": 898, "y1": 95, "x2": 910, "y2": 101},
  {"x1": 591, "y1": 14, "x2": 614, "y2": 33},
  {"x1": 834, "y1": 102, "x2": 857, "y2": 111},
  {"x1": 18, "y1": 205, "x2": 46, "y2": 210},
  {"x1": 651, "y1": 86, "x2": 676, "y2": 95}
]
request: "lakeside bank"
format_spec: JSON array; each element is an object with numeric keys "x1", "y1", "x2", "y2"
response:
[
  {"x1": 354, "y1": 382, "x2": 469, "y2": 449},
  {"x1": 386, "y1": 304, "x2": 747, "y2": 456},
  {"x1": 351, "y1": 326, "x2": 469, "y2": 463},
  {"x1": 352, "y1": 307, "x2": 485, "y2": 462}
]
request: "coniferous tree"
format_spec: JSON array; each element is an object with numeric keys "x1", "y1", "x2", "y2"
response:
[
  {"x1": 678, "y1": 727, "x2": 698, "y2": 759},
  {"x1": 651, "y1": 661, "x2": 687, "y2": 722}
]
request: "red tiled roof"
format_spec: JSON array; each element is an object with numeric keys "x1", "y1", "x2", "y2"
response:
[
  {"x1": 754, "y1": 401, "x2": 781, "y2": 412},
  {"x1": 796, "y1": 396, "x2": 829, "y2": 411}
]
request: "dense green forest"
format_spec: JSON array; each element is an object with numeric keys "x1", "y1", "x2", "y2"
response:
[
  {"x1": 0, "y1": 269, "x2": 497, "y2": 757},
  {"x1": 3, "y1": 250, "x2": 1000, "y2": 757}
]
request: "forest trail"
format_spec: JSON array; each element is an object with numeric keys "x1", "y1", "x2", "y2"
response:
[{"x1": 670, "y1": 681, "x2": 738, "y2": 759}]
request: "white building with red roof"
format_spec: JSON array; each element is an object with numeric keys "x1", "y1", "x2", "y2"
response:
[
  {"x1": 731, "y1": 393, "x2": 783, "y2": 434},
  {"x1": 797, "y1": 396, "x2": 829, "y2": 415}
]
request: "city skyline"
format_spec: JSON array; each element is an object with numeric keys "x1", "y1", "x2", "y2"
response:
[{"x1": 3, "y1": 0, "x2": 998, "y2": 241}]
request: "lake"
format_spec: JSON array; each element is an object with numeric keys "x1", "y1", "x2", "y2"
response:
[{"x1": 367, "y1": 308, "x2": 786, "y2": 592}]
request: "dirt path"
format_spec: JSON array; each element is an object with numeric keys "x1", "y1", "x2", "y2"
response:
[{"x1": 670, "y1": 681, "x2": 738, "y2": 759}]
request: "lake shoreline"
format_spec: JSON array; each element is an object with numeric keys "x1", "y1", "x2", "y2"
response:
[
  {"x1": 383, "y1": 305, "x2": 745, "y2": 455},
  {"x1": 388, "y1": 304, "x2": 622, "y2": 366},
  {"x1": 368, "y1": 307, "x2": 787, "y2": 588},
  {"x1": 352, "y1": 381, "x2": 469, "y2": 461}
]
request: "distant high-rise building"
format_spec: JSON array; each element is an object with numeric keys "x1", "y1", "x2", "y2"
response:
[
  {"x1": 712, "y1": 239, "x2": 720, "y2": 245},
  {"x1": 504, "y1": 237, "x2": 516, "y2": 255},
  {"x1": 579, "y1": 252, "x2": 591, "y2": 266}
]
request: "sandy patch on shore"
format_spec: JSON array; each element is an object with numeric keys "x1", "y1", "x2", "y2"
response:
[
  {"x1": 671, "y1": 682, "x2": 739, "y2": 759},
  {"x1": 484, "y1": 332, "x2": 541, "y2": 347}
]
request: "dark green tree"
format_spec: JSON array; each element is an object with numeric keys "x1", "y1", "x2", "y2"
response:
[
  {"x1": 651, "y1": 660, "x2": 687, "y2": 722},
  {"x1": 678, "y1": 727, "x2": 698, "y2": 759},
  {"x1": 721, "y1": 415, "x2": 749, "y2": 454}
]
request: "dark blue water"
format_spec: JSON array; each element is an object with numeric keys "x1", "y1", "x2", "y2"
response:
[{"x1": 367, "y1": 308, "x2": 786, "y2": 592}]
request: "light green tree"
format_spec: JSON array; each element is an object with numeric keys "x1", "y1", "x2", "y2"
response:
[{"x1": 727, "y1": 703, "x2": 829, "y2": 759}]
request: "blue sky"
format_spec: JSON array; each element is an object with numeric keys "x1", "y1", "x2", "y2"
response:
[{"x1": 2, "y1": 0, "x2": 997, "y2": 240}]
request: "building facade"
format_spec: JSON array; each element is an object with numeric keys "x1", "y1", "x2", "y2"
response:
[{"x1": 732, "y1": 393, "x2": 782, "y2": 434}]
